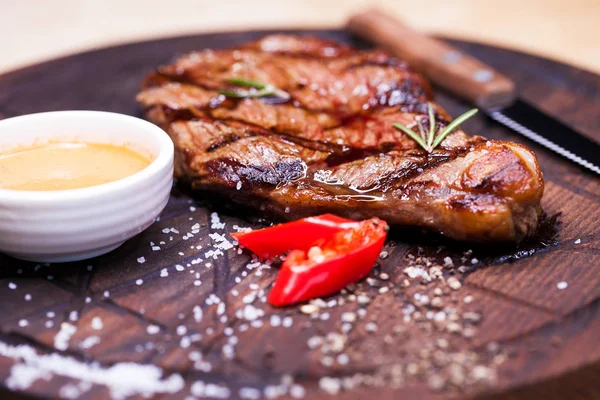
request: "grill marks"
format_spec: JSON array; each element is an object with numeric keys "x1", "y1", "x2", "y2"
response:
[
  {"x1": 145, "y1": 47, "x2": 428, "y2": 116},
  {"x1": 137, "y1": 36, "x2": 434, "y2": 154},
  {"x1": 137, "y1": 35, "x2": 545, "y2": 242}
]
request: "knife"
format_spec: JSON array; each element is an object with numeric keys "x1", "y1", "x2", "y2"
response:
[{"x1": 346, "y1": 9, "x2": 600, "y2": 175}]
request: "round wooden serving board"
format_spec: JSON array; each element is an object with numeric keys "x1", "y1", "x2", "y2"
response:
[{"x1": 0, "y1": 30, "x2": 598, "y2": 400}]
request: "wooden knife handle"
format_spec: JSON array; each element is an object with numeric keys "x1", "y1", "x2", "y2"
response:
[{"x1": 347, "y1": 8, "x2": 517, "y2": 109}]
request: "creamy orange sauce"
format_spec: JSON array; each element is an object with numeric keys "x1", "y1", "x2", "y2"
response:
[{"x1": 0, "y1": 143, "x2": 152, "y2": 191}]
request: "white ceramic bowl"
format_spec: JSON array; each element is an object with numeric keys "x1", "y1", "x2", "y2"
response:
[{"x1": 0, "y1": 111, "x2": 174, "y2": 263}]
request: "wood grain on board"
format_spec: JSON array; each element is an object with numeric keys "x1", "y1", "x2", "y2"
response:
[{"x1": 0, "y1": 30, "x2": 598, "y2": 400}]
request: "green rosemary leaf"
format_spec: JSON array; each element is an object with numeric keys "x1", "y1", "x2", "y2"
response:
[
  {"x1": 224, "y1": 77, "x2": 267, "y2": 89},
  {"x1": 427, "y1": 103, "x2": 436, "y2": 149},
  {"x1": 432, "y1": 108, "x2": 478, "y2": 149},
  {"x1": 392, "y1": 122, "x2": 428, "y2": 150},
  {"x1": 393, "y1": 107, "x2": 479, "y2": 153},
  {"x1": 272, "y1": 87, "x2": 291, "y2": 100},
  {"x1": 218, "y1": 88, "x2": 250, "y2": 98},
  {"x1": 220, "y1": 77, "x2": 289, "y2": 100},
  {"x1": 219, "y1": 87, "x2": 277, "y2": 98}
]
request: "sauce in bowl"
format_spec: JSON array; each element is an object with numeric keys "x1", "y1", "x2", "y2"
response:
[{"x1": 0, "y1": 142, "x2": 152, "y2": 191}]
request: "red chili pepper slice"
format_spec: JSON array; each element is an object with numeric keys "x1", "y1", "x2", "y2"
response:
[
  {"x1": 231, "y1": 214, "x2": 358, "y2": 259},
  {"x1": 268, "y1": 217, "x2": 388, "y2": 307}
]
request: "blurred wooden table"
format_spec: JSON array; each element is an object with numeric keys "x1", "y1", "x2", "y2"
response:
[{"x1": 1, "y1": 0, "x2": 599, "y2": 74}]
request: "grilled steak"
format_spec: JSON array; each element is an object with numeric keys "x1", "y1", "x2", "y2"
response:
[{"x1": 137, "y1": 35, "x2": 544, "y2": 242}]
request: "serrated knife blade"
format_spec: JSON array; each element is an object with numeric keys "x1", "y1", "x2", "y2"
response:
[
  {"x1": 487, "y1": 100, "x2": 600, "y2": 175},
  {"x1": 486, "y1": 100, "x2": 600, "y2": 175}
]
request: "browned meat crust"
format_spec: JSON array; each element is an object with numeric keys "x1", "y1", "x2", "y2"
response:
[{"x1": 137, "y1": 35, "x2": 544, "y2": 242}]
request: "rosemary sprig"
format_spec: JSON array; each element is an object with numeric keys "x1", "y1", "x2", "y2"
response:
[
  {"x1": 393, "y1": 104, "x2": 478, "y2": 152},
  {"x1": 219, "y1": 77, "x2": 290, "y2": 100},
  {"x1": 224, "y1": 77, "x2": 267, "y2": 89}
]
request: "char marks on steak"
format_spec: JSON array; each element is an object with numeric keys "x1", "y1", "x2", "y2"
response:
[{"x1": 137, "y1": 35, "x2": 544, "y2": 242}]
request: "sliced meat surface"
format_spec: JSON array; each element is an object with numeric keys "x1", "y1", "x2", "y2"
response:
[{"x1": 138, "y1": 34, "x2": 544, "y2": 242}]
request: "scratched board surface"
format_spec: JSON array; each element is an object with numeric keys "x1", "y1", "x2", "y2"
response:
[{"x1": 0, "y1": 30, "x2": 598, "y2": 400}]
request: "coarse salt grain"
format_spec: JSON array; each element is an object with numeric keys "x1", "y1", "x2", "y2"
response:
[
  {"x1": 205, "y1": 249, "x2": 224, "y2": 259},
  {"x1": 319, "y1": 377, "x2": 341, "y2": 395},
  {"x1": 365, "y1": 322, "x2": 378, "y2": 332},
  {"x1": 210, "y1": 212, "x2": 226, "y2": 229},
  {"x1": 341, "y1": 312, "x2": 356, "y2": 323},
  {"x1": 91, "y1": 317, "x2": 103, "y2": 330},
  {"x1": 282, "y1": 317, "x2": 293, "y2": 328},
  {"x1": 79, "y1": 336, "x2": 101, "y2": 350},
  {"x1": 270, "y1": 315, "x2": 281, "y2": 327},
  {"x1": 137, "y1": 257, "x2": 146, "y2": 264},
  {"x1": 192, "y1": 381, "x2": 232, "y2": 399},
  {"x1": 557, "y1": 281, "x2": 568, "y2": 290},
  {"x1": 135, "y1": 279, "x2": 143, "y2": 286},
  {"x1": 24, "y1": 294, "x2": 32, "y2": 301},
  {"x1": 321, "y1": 356, "x2": 334, "y2": 367},
  {"x1": 239, "y1": 387, "x2": 261, "y2": 399},
  {"x1": 300, "y1": 304, "x2": 319, "y2": 314},
  {"x1": 404, "y1": 266, "x2": 430, "y2": 280},
  {"x1": 307, "y1": 336, "x2": 323, "y2": 349},
  {"x1": 290, "y1": 384, "x2": 306, "y2": 398},
  {"x1": 193, "y1": 306, "x2": 203, "y2": 322},
  {"x1": 243, "y1": 292, "x2": 257, "y2": 304},
  {"x1": 8, "y1": 282, "x2": 17, "y2": 290},
  {"x1": 69, "y1": 311, "x2": 78, "y2": 322},
  {"x1": 54, "y1": 323, "x2": 77, "y2": 351},
  {"x1": 337, "y1": 353, "x2": 349, "y2": 365},
  {"x1": 146, "y1": 325, "x2": 160, "y2": 335},
  {"x1": 18, "y1": 319, "x2": 28, "y2": 328},
  {"x1": 447, "y1": 277, "x2": 462, "y2": 290}
]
